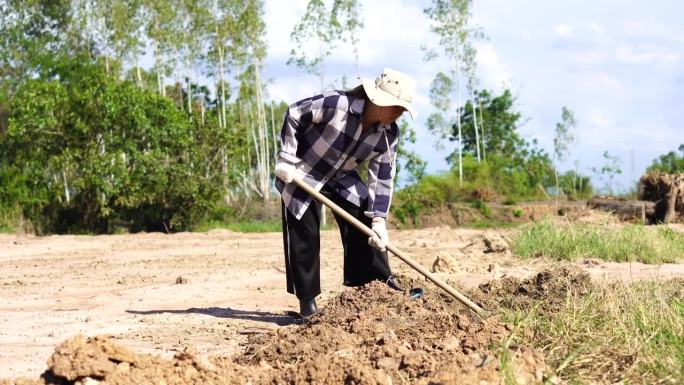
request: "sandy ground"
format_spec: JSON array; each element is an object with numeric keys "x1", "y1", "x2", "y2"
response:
[{"x1": 2, "y1": 225, "x2": 684, "y2": 379}]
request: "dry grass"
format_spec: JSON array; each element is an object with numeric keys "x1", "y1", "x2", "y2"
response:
[{"x1": 501, "y1": 279, "x2": 684, "y2": 384}]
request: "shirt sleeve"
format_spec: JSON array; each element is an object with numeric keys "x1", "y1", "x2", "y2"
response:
[
  {"x1": 365, "y1": 129, "x2": 399, "y2": 218},
  {"x1": 278, "y1": 95, "x2": 331, "y2": 164}
]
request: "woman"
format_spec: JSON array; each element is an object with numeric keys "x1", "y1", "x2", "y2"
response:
[{"x1": 275, "y1": 68, "x2": 417, "y2": 317}]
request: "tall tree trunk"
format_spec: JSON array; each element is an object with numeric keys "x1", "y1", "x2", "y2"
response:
[
  {"x1": 62, "y1": 169, "x2": 70, "y2": 204},
  {"x1": 554, "y1": 170, "x2": 559, "y2": 206},
  {"x1": 471, "y1": 93, "x2": 480, "y2": 162},
  {"x1": 254, "y1": 64, "x2": 270, "y2": 200},
  {"x1": 478, "y1": 98, "x2": 485, "y2": 161},
  {"x1": 219, "y1": 46, "x2": 227, "y2": 130},
  {"x1": 186, "y1": 66, "x2": 192, "y2": 115},
  {"x1": 135, "y1": 57, "x2": 142, "y2": 87},
  {"x1": 270, "y1": 101, "x2": 278, "y2": 157},
  {"x1": 157, "y1": 71, "x2": 163, "y2": 94},
  {"x1": 455, "y1": 62, "x2": 462, "y2": 186},
  {"x1": 215, "y1": 21, "x2": 227, "y2": 130}
]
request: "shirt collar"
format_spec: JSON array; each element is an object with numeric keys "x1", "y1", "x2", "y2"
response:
[{"x1": 349, "y1": 97, "x2": 365, "y2": 115}]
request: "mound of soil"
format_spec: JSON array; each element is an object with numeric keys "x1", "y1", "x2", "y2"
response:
[
  {"x1": 431, "y1": 253, "x2": 461, "y2": 273},
  {"x1": 7, "y1": 277, "x2": 568, "y2": 385},
  {"x1": 470, "y1": 265, "x2": 592, "y2": 313}
]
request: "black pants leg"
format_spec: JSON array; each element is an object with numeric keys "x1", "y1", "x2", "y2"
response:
[
  {"x1": 282, "y1": 199, "x2": 321, "y2": 301},
  {"x1": 320, "y1": 188, "x2": 392, "y2": 286},
  {"x1": 281, "y1": 186, "x2": 393, "y2": 299}
]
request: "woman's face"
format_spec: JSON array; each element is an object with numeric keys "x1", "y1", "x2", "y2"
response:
[{"x1": 377, "y1": 105, "x2": 405, "y2": 124}]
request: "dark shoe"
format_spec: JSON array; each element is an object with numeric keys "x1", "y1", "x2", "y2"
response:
[
  {"x1": 298, "y1": 298, "x2": 318, "y2": 317},
  {"x1": 386, "y1": 276, "x2": 403, "y2": 291}
]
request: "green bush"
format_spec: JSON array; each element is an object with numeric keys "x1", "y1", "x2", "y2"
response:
[
  {"x1": 1, "y1": 58, "x2": 228, "y2": 234},
  {"x1": 471, "y1": 199, "x2": 493, "y2": 218},
  {"x1": 503, "y1": 197, "x2": 519, "y2": 205}
]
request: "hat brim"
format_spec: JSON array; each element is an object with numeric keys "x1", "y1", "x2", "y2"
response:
[{"x1": 360, "y1": 78, "x2": 417, "y2": 119}]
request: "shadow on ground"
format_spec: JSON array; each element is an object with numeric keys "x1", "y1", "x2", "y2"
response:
[{"x1": 126, "y1": 307, "x2": 299, "y2": 326}]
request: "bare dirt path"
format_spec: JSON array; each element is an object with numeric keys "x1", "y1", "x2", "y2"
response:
[{"x1": 2, "y1": 226, "x2": 683, "y2": 379}]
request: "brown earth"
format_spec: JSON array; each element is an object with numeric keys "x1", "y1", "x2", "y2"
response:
[
  {"x1": 2, "y1": 221, "x2": 684, "y2": 383},
  {"x1": 5, "y1": 278, "x2": 552, "y2": 385}
]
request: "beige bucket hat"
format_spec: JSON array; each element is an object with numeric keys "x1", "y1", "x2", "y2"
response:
[{"x1": 360, "y1": 68, "x2": 417, "y2": 119}]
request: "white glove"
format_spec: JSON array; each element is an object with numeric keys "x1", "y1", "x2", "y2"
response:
[
  {"x1": 368, "y1": 218, "x2": 389, "y2": 252},
  {"x1": 275, "y1": 161, "x2": 297, "y2": 183}
]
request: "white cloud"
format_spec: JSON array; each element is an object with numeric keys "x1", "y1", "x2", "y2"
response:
[
  {"x1": 588, "y1": 108, "x2": 612, "y2": 127},
  {"x1": 590, "y1": 22, "x2": 606, "y2": 35},
  {"x1": 595, "y1": 72, "x2": 631, "y2": 97},
  {"x1": 615, "y1": 45, "x2": 680, "y2": 65},
  {"x1": 553, "y1": 23, "x2": 572, "y2": 38},
  {"x1": 623, "y1": 20, "x2": 684, "y2": 43},
  {"x1": 571, "y1": 50, "x2": 608, "y2": 66},
  {"x1": 475, "y1": 42, "x2": 512, "y2": 90}
]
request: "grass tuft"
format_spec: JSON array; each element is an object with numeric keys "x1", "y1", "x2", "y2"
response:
[
  {"x1": 500, "y1": 279, "x2": 684, "y2": 384},
  {"x1": 512, "y1": 221, "x2": 684, "y2": 263}
]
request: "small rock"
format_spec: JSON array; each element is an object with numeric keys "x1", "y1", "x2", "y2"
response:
[
  {"x1": 431, "y1": 253, "x2": 459, "y2": 273},
  {"x1": 581, "y1": 258, "x2": 602, "y2": 267},
  {"x1": 175, "y1": 276, "x2": 188, "y2": 284},
  {"x1": 117, "y1": 362, "x2": 130, "y2": 372},
  {"x1": 376, "y1": 357, "x2": 399, "y2": 370}
]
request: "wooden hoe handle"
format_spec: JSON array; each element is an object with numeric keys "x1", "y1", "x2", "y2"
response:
[{"x1": 291, "y1": 177, "x2": 487, "y2": 317}]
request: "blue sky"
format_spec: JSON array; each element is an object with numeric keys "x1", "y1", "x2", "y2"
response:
[{"x1": 261, "y1": 0, "x2": 684, "y2": 192}]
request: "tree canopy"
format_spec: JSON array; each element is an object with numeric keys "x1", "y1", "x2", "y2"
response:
[{"x1": 648, "y1": 144, "x2": 684, "y2": 174}]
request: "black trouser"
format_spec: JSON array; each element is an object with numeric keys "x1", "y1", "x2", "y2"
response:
[{"x1": 281, "y1": 185, "x2": 392, "y2": 300}]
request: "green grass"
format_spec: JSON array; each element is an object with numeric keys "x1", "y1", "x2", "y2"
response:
[
  {"x1": 197, "y1": 219, "x2": 337, "y2": 233},
  {"x1": 468, "y1": 219, "x2": 520, "y2": 229},
  {"x1": 512, "y1": 221, "x2": 684, "y2": 263},
  {"x1": 196, "y1": 219, "x2": 283, "y2": 233},
  {"x1": 500, "y1": 280, "x2": 684, "y2": 384}
]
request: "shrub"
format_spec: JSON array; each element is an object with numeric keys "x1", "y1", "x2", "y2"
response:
[{"x1": 1, "y1": 59, "x2": 226, "y2": 233}]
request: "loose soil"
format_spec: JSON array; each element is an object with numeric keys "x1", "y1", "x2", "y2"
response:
[
  {"x1": 2, "y1": 222, "x2": 683, "y2": 383},
  {"x1": 6, "y1": 278, "x2": 551, "y2": 385}
]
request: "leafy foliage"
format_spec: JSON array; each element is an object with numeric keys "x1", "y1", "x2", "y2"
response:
[
  {"x1": 647, "y1": 144, "x2": 684, "y2": 173},
  {"x1": 1, "y1": 57, "x2": 229, "y2": 233}
]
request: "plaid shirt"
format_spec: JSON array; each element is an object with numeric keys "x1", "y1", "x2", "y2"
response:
[{"x1": 275, "y1": 90, "x2": 399, "y2": 220}]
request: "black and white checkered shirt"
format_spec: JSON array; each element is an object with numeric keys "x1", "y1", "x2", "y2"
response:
[{"x1": 275, "y1": 90, "x2": 399, "y2": 220}]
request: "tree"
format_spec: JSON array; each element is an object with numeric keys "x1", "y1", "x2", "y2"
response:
[
  {"x1": 2, "y1": 56, "x2": 230, "y2": 233},
  {"x1": 454, "y1": 89, "x2": 525, "y2": 159},
  {"x1": 647, "y1": 144, "x2": 684, "y2": 173},
  {"x1": 449, "y1": 88, "x2": 558, "y2": 198},
  {"x1": 144, "y1": 0, "x2": 177, "y2": 96},
  {"x1": 592, "y1": 151, "x2": 623, "y2": 195},
  {"x1": 423, "y1": 0, "x2": 482, "y2": 185},
  {"x1": 396, "y1": 120, "x2": 426, "y2": 185},
  {"x1": 553, "y1": 106, "x2": 576, "y2": 204},
  {"x1": 288, "y1": 0, "x2": 363, "y2": 89},
  {"x1": 330, "y1": 0, "x2": 363, "y2": 76}
]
